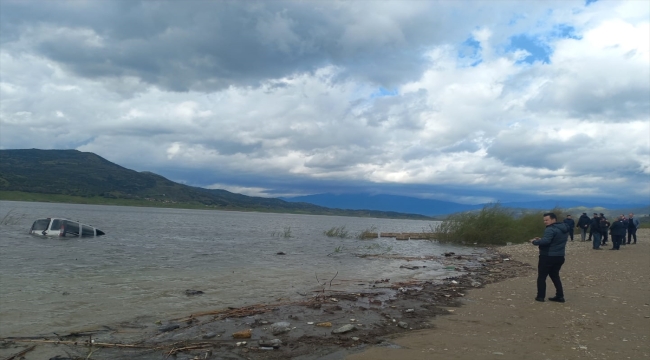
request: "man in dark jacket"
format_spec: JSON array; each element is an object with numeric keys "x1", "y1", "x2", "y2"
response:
[
  {"x1": 590, "y1": 213, "x2": 602, "y2": 249},
  {"x1": 530, "y1": 212, "x2": 569, "y2": 302},
  {"x1": 609, "y1": 215, "x2": 626, "y2": 250},
  {"x1": 627, "y1": 213, "x2": 640, "y2": 244},
  {"x1": 563, "y1": 215, "x2": 575, "y2": 241},
  {"x1": 600, "y1": 217, "x2": 610, "y2": 246},
  {"x1": 577, "y1": 213, "x2": 590, "y2": 241}
]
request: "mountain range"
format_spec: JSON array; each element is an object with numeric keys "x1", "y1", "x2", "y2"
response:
[
  {"x1": 1, "y1": 149, "x2": 646, "y2": 218},
  {"x1": 282, "y1": 194, "x2": 648, "y2": 217},
  {"x1": 0, "y1": 149, "x2": 430, "y2": 219}
]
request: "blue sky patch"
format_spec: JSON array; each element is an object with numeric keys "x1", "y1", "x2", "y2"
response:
[
  {"x1": 458, "y1": 36, "x2": 482, "y2": 67},
  {"x1": 508, "y1": 34, "x2": 552, "y2": 64},
  {"x1": 554, "y1": 24, "x2": 580, "y2": 39},
  {"x1": 586, "y1": 0, "x2": 598, "y2": 5},
  {"x1": 370, "y1": 87, "x2": 399, "y2": 98}
]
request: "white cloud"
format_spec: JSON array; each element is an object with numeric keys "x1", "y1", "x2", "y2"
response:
[{"x1": 1, "y1": 0, "x2": 648, "y2": 203}]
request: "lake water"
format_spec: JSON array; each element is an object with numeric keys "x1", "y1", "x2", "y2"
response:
[{"x1": 0, "y1": 200, "x2": 479, "y2": 338}]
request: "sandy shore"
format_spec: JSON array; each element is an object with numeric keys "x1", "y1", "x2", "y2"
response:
[{"x1": 348, "y1": 229, "x2": 650, "y2": 360}]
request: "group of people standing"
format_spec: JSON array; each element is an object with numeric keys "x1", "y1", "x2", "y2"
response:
[
  {"x1": 529, "y1": 211, "x2": 642, "y2": 304},
  {"x1": 567, "y1": 212, "x2": 641, "y2": 250}
]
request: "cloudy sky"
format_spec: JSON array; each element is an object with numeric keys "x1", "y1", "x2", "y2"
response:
[{"x1": 1, "y1": 0, "x2": 648, "y2": 204}]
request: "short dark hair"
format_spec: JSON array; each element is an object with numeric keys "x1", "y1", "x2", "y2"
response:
[
  {"x1": 544, "y1": 212, "x2": 557, "y2": 220},
  {"x1": 566, "y1": 214, "x2": 571, "y2": 217}
]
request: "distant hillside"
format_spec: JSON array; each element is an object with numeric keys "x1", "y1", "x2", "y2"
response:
[
  {"x1": 282, "y1": 193, "x2": 483, "y2": 216},
  {"x1": 0, "y1": 149, "x2": 431, "y2": 219},
  {"x1": 283, "y1": 194, "x2": 648, "y2": 217}
]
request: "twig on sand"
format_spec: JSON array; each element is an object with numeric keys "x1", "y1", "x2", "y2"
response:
[
  {"x1": 329, "y1": 271, "x2": 338, "y2": 287},
  {"x1": 3, "y1": 345, "x2": 36, "y2": 360},
  {"x1": 8, "y1": 339, "x2": 148, "y2": 349}
]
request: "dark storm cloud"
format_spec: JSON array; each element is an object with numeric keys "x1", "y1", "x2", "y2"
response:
[
  {"x1": 2, "y1": 0, "x2": 460, "y2": 92},
  {"x1": 487, "y1": 130, "x2": 586, "y2": 170}
]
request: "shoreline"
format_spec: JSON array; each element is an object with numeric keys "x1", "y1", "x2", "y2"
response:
[
  {"x1": 1, "y1": 248, "x2": 531, "y2": 360},
  {"x1": 2, "y1": 231, "x2": 647, "y2": 359},
  {"x1": 348, "y1": 229, "x2": 650, "y2": 360}
]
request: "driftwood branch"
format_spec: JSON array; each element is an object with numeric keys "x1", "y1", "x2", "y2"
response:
[
  {"x1": 8, "y1": 339, "x2": 148, "y2": 349},
  {"x1": 329, "y1": 271, "x2": 338, "y2": 287},
  {"x1": 3, "y1": 345, "x2": 36, "y2": 360}
]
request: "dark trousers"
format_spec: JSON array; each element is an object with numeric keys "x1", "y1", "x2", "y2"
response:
[
  {"x1": 568, "y1": 229, "x2": 574, "y2": 241},
  {"x1": 602, "y1": 231, "x2": 608, "y2": 244},
  {"x1": 537, "y1": 255, "x2": 565, "y2": 298},
  {"x1": 628, "y1": 229, "x2": 637, "y2": 243},
  {"x1": 611, "y1": 235, "x2": 623, "y2": 250}
]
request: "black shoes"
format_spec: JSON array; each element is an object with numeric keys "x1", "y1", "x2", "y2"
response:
[
  {"x1": 535, "y1": 297, "x2": 545, "y2": 302},
  {"x1": 548, "y1": 296, "x2": 565, "y2": 303}
]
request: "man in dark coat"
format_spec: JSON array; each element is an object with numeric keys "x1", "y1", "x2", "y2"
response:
[
  {"x1": 590, "y1": 213, "x2": 602, "y2": 249},
  {"x1": 600, "y1": 217, "x2": 610, "y2": 246},
  {"x1": 609, "y1": 215, "x2": 627, "y2": 250},
  {"x1": 577, "y1": 213, "x2": 591, "y2": 241},
  {"x1": 563, "y1": 215, "x2": 575, "y2": 241},
  {"x1": 627, "y1": 213, "x2": 640, "y2": 244},
  {"x1": 530, "y1": 212, "x2": 569, "y2": 302}
]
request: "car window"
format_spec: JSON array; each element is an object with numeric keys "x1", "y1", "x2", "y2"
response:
[
  {"x1": 31, "y1": 219, "x2": 50, "y2": 231},
  {"x1": 51, "y1": 219, "x2": 62, "y2": 230},
  {"x1": 62, "y1": 221, "x2": 80, "y2": 237},
  {"x1": 82, "y1": 225, "x2": 95, "y2": 236}
]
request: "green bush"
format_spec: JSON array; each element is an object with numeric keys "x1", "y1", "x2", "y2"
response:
[
  {"x1": 324, "y1": 226, "x2": 350, "y2": 238},
  {"x1": 434, "y1": 204, "x2": 565, "y2": 245},
  {"x1": 357, "y1": 226, "x2": 378, "y2": 239}
]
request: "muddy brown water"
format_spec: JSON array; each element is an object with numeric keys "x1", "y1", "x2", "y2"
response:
[{"x1": 0, "y1": 201, "x2": 487, "y2": 341}]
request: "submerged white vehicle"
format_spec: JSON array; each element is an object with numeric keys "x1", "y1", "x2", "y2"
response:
[{"x1": 30, "y1": 218, "x2": 105, "y2": 237}]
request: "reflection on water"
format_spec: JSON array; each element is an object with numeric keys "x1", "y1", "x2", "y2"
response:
[{"x1": 0, "y1": 200, "x2": 479, "y2": 337}]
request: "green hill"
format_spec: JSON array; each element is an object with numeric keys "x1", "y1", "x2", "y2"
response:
[{"x1": 0, "y1": 149, "x2": 431, "y2": 219}]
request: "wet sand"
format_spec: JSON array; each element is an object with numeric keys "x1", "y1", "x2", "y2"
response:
[
  {"x1": 3, "y1": 230, "x2": 648, "y2": 359},
  {"x1": 348, "y1": 229, "x2": 650, "y2": 360}
]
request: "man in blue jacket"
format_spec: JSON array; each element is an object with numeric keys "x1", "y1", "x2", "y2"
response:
[{"x1": 530, "y1": 212, "x2": 569, "y2": 302}]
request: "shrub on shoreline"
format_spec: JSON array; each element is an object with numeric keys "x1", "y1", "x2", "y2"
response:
[
  {"x1": 323, "y1": 226, "x2": 350, "y2": 238},
  {"x1": 434, "y1": 204, "x2": 564, "y2": 245}
]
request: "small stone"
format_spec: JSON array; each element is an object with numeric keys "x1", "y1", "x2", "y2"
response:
[
  {"x1": 307, "y1": 322, "x2": 314, "y2": 325},
  {"x1": 232, "y1": 329, "x2": 252, "y2": 339},
  {"x1": 405, "y1": 309, "x2": 414, "y2": 313},
  {"x1": 493, "y1": 352, "x2": 504, "y2": 355},
  {"x1": 351, "y1": 337, "x2": 360, "y2": 341},
  {"x1": 184, "y1": 289, "x2": 204, "y2": 296},
  {"x1": 330, "y1": 298, "x2": 339, "y2": 302},
  {"x1": 316, "y1": 322, "x2": 332, "y2": 327},
  {"x1": 158, "y1": 324, "x2": 180, "y2": 332},
  {"x1": 398, "y1": 321, "x2": 408, "y2": 329},
  {"x1": 332, "y1": 324, "x2": 356, "y2": 334},
  {"x1": 270, "y1": 322, "x2": 291, "y2": 335},
  {"x1": 259, "y1": 339, "x2": 282, "y2": 348},
  {"x1": 451, "y1": 280, "x2": 458, "y2": 284},
  {"x1": 202, "y1": 332, "x2": 217, "y2": 339}
]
